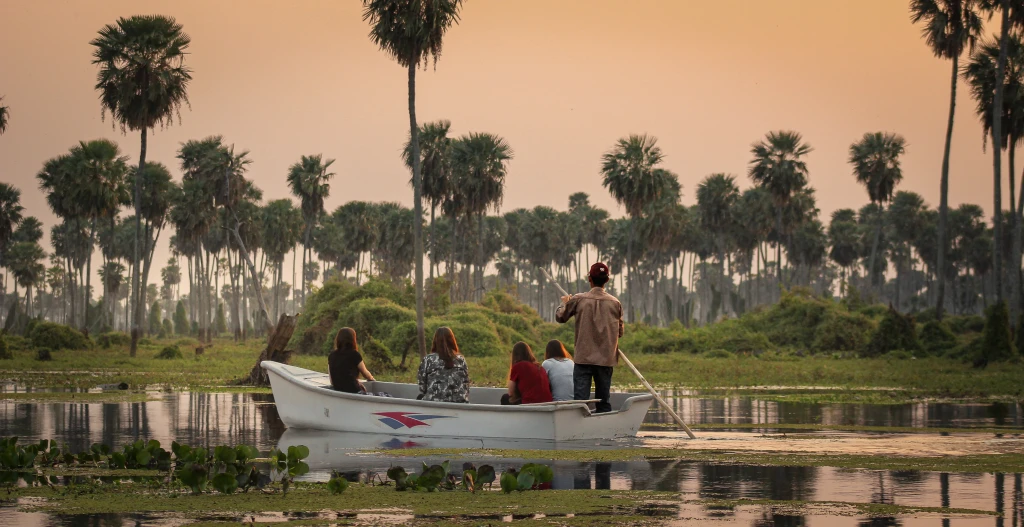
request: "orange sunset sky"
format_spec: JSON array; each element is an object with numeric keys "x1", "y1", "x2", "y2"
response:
[{"x1": 0, "y1": 0, "x2": 1008, "y2": 283}]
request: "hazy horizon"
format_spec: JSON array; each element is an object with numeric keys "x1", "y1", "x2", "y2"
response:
[{"x1": 0, "y1": 0, "x2": 1009, "y2": 292}]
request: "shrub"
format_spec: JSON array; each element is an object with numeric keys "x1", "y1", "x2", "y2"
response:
[
  {"x1": 2, "y1": 334, "x2": 30, "y2": 351},
  {"x1": 979, "y1": 301, "x2": 1017, "y2": 366},
  {"x1": 947, "y1": 315, "x2": 985, "y2": 335},
  {"x1": 29, "y1": 322, "x2": 91, "y2": 351},
  {"x1": 811, "y1": 310, "x2": 873, "y2": 353},
  {"x1": 863, "y1": 307, "x2": 921, "y2": 358},
  {"x1": 290, "y1": 278, "x2": 414, "y2": 355},
  {"x1": 35, "y1": 347, "x2": 52, "y2": 361},
  {"x1": 173, "y1": 301, "x2": 189, "y2": 336},
  {"x1": 884, "y1": 349, "x2": 913, "y2": 360},
  {"x1": 856, "y1": 304, "x2": 889, "y2": 319},
  {"x1": 96, "y1": 331, "x2": 131, "y2": 349},
  {"x1": 148, "y1": 301, "x2": 162, "y2": 335},
  {"x1": 920, "y1": 320, "x2": 957, "y2": 356},
  {"x1": 362, "y1": 336, "x2": 395, "y2": 372},
  {"x1": 156, "y1": 345, "x2": 183, "y2": 360},
  {"x1": 703, "y1": 349, "x2": 735, "y2": 359},
  {"x1": 139, "y1": 337, "x2": 153, "y2": 346},
  {"x1": 741, "y1": 288, "x2": 830, "y2": 348},
  {"x1": 162, "y1": 319, "x2": 174, "y2": 338},
  {"x1": 0, "y1": 337, "x2": 10, "y2": 360},
  {"x1": 947, "y1": 334, "x2": 982, "y2": 361}
]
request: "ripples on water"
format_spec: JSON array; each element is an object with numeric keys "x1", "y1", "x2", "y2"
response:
[{"x1": 0, "y1": 391, "x2": 1021, "y2": 526}]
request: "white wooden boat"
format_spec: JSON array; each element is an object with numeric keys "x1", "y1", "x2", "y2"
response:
[{"x1": 261, "y1": 361, "x2": 654, "y2": 441}]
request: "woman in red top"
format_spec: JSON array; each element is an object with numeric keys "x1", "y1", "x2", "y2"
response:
[{"x1": 500, "y1": 342, "x2": 552, "y2": 405}]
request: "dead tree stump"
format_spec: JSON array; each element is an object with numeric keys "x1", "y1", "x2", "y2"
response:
[{"x1": 248, "y1": 313, "x2": 297, "y2": 386}]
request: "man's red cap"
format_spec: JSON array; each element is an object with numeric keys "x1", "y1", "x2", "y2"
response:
[{"x1": 589, "y1": 262, "x2": 610, "y2": 278}]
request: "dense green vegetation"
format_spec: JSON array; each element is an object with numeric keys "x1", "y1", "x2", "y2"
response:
[
  {"x1": 289, "y1": 279, "x2": 1018, "y2": 368},
  {"x1": 1, "y1": 280, "x2": 1021, "y2": 399}
]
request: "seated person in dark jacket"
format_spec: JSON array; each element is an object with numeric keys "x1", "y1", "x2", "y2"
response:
[{"x1": 328, "y1": 327, "x2": 375, "y2": 393}]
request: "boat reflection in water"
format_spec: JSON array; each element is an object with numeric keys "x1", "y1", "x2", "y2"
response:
[{"x1": 277, "y1": 428, "x2": 642, "y2": 490}]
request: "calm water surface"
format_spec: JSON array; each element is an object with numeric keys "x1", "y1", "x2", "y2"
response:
[{"x1": 0, "y1": 391, "x2": 1021, "y2": 526}]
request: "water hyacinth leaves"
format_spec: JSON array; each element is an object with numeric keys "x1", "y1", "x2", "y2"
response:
[
  {"x1": 460, "y1": 461, "x2": 495, "y2": 492},
  {"x1": 500, "y1": 463, "x2": 554, "y2": 493},
  {"x1": 385, "y1": 460, "x2": 526, "y2": 493},
  {"x1": 386, "y1": 460, "x2": 486, "y2": 492},
  {"x1": 269, "y1": 445, "x2": 310, "y2": 494},
  {"x1": 108, "y1": 440, "x2": 171, "y2": 470},
  {"x1": 0, "y1": 437, "x2": 39, "y2": 469},
  {"x1": 499, "y1": 469, "x2": 518, "y2": 493},
  {"x1": 327, "y1": 476, "x2": 349, "y2": 495},
  {"x1": 172, "y1": 441, "x2": 264, "y2": 495}
]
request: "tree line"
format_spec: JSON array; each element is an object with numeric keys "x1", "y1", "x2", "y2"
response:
[{"x1": 3, "y1": 1, "x2": 1024, "y2": 352}]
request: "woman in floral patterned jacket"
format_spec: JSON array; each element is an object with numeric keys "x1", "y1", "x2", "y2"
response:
[{"x1": 417, "y1": 327, "x2": 471, "y2": 403}]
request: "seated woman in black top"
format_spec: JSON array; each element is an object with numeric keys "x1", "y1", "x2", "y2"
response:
[{"x1": 328, "y1": 327, "x2": 375, "y2": 393}]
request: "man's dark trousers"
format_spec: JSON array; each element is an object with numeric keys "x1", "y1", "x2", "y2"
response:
[{"x1": 573, "y1": 363, "x2": 613, "y2": 413}]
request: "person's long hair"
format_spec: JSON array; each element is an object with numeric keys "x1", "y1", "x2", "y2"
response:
[
  {"x1": 334, "y1": 327, "x2": 358, "y2": 352},
  {"x1": 431, "y1": 326, "x2": 460, "y2": 368},
  {"x1": 544, "y1": 339, "x2": 571, "y2": 361},
  {"x1": 509, "y1": 341, "x2": 538, "y2": 379}
]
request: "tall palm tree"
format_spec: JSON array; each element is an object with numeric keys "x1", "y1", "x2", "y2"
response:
[
  {"x1": 977, "y1": 0, "x2": 1024, "y2": 304},
  {"x1": 696, "y1": 174, "x2": 740, "y2": 316},
  {"x1": 450, "y1": 132, "x2": 513, "y2": 300},
  {"x1": 828, "y1": 209, "x2": 860, "y2": 293},
  {"x1": 404, "y1": 120, "x2": 453, "y2": 279},
  {"x1": 7, "y1": 241, "x2": 45, "y2": 317},
  {"x1": 888, "y1": 191, "x2": 929, "y2": 309},
  {"x1": 0, "y1": 183, "x2": 23, "y2": 324},
  {"x1": 748, "y1": 130, "x2": 813, "y2": 288},
  {"x1": 286, "y1": 154, "x2": 335, "y2": 307},
  {"x1": 601, "y1": 134, "x2": 676, "y2": 321},
  {"x1": 363, "y1": 0, "x2": 464, "y2": 357},
  {"x1": 910, "y1": 0, "x2": 984, "y2": 319},
  {"x1": 260, "y1": 199, "x2": 303, "y2": 320},
  {"x1": 964, "y1": 31, "x2": 1024, "y2": 312},
  {"x1": 70, "y1": 139, "x2": 130, "y2": 333},
  {"x1": 0, "y1": 97, "x2": 9, "y2": 135},
  {"x1": 92, "y1": 14, "x2": 192, "y2": 353},
  {"x1": 849, "y1": 132, "x2": 907, "y2": 289}
]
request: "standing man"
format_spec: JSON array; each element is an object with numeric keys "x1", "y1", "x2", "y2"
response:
[{"x1": 555, "y1": 262, "x2": 623, "y2": 413}]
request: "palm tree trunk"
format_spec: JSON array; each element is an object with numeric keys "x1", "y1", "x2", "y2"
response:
[
  {"x1": 869, "y1": 203, "x2": 883, "y2": 291},
  {"x1": 226, "y1": 207, "x2": 272, "y2": 332},
  {"x1": 1016, "y1": 158, "x2": 1024, "y2": 314},
  {"x1": 1011, "y1": 139, "x2": 1019, "y2": 320},
  {"x1": 429, "y1": 203, "x2": 436, "y2": 280},
  {"x1": 407, "y1": 62, "x2": 427, "y2": 358},
  {"x1": 993, "y1": 6, "x2": 1010, "y2": 305},
  {"x1": 476, "y1": 212, "x2": 485, "y2": 301},
  {"x1": 130, "y1": 128, "x2": 146, "y2": 356},
  {"x1": 85, "y1": 219, "x2": 96, "y2": 333},
  {"x1": 301, "y1": 228, "x2": 309, "y2": 309},
  {"x1": 935, "y1": 54, "x2": 959, "y2": 321},
  {"x1": 449, "y1": 215, "x2": 458, "y2": 303},
  {"x1": 139, "y1": 221, "x2": 159, "y2": 338},
  {"x1": 627, "y1": 218, "x2": 635, "y2": 323}
]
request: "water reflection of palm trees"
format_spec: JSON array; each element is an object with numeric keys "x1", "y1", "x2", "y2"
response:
[
  {"x1": 647, "y1": 389, "x2": 1020, "y2": 428},
  {"x1": 0, "y1": 393, "x2": 286, "y2": 451}
]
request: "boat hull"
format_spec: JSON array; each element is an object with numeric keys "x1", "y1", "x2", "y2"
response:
[{"x1": 262, "y1": 361, "x2": 653, "y2": 441}]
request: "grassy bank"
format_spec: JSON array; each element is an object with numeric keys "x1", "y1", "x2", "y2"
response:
[
  {"x1": 5, "y1": 480, "x2": 998, "y2": 525},
  {"x1": 380, "y1": 448, "x2": 1024, "y2": 473},
  {"x1": 0, "y1": 336, "x2": 1023, "y2": 399}
]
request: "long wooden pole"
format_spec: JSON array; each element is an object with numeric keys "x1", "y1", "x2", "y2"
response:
[{"x1": 539, "y1": 267, "x2": 695, "y2": 439}]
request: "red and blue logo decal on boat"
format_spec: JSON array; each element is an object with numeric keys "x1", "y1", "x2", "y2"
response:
[{"x1": 373, "y1": 412, "x2": 452, "y2": 429}]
